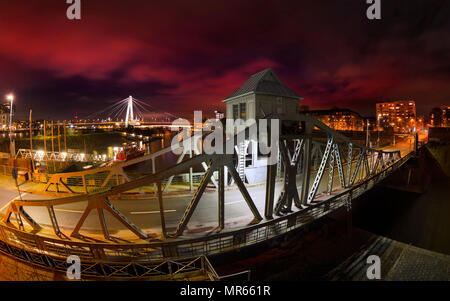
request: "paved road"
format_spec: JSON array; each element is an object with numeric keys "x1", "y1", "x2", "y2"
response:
[{"x1": 0, "y1": 176, "x2": 52, "y2": 212}]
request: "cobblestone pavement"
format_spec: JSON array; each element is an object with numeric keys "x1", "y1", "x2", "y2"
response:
[{"x1": 326, "y1": 235, "x2": 450, "y2": 281}]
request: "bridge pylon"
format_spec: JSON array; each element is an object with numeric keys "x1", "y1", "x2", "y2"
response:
[{"x1": 124, "y1": 95, "x2": 135, "y2": 127}]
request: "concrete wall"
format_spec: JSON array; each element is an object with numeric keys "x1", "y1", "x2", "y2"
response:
[{"x1": 429, "y1": 127, "x2": 450, "y2": 143}]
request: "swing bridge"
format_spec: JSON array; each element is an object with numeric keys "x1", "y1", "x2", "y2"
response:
[{"x1": 0, "y1": 112, "x2": 415, "y2": 279}]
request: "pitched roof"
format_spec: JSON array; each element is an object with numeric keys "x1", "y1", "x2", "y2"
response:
[{"x1": 223, "y1": 68, "x2": 302, "y2": 102}]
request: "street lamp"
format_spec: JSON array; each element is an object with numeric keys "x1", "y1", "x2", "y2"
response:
[
  {"x1": 6, "y1": 94, "x2": 14, "y2": 156},
  {"x1": 6, "y1": 94, "x2": 14, "y2": 130},
  {"x1": 377, "y1": 113, "x2": 381, "y2": 147},
  {"x1": 366, "y1": 119, "x2": 370, "y2": 148}
]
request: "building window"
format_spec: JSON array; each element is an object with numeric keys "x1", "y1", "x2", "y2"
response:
[
  {"x1": 240, "y1": 103, "x2": 246, "y2": 120},
  {"x1": 233, "y1": 104, "x2": 239, "y2": 120},
  {"x1": 276, "y1": 97, "x2": 283, "y2": 114}
]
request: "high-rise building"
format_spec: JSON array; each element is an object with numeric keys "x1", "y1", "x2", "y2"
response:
[
  {"x1": 0, "y1": 102, "x2": 12, "y2": 130},
  {"x1": 429, "y1": 108, "x2": 441, "y2": 127},
  {"x1": 376, "y1": 100, "x2": 416, "y2": 133},
  {"x1": 416, "y1": 115, "x2": 425, "y2": 131},
  {"x1": 429, "y1": 105, "x2": 450, "y2": 127},
  {"x1": 214, "y1": 110, "x2": 225, "y2": 121},
  {"x1": 440, "y1": 105, "x2": 450, "y2": 127},
  {"x1": 304, "y1": 108, "x2": 366, "y2": 131}
]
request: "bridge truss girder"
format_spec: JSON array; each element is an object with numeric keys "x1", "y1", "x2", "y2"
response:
[
  {"x1": 274, "y1": 138, "x2": 303, "y2": 215},
  {"x1": 6, "y1": 114, "x2": 403, "y2": 243}
]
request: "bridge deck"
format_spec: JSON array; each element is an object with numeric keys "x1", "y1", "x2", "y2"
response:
[{"x1": 1, "y1": 156, "x2": 394, "y2": 241}]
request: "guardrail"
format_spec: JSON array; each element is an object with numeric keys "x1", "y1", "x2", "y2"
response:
[
  {"x1": 0, "y1": 236, "x2": 218, "y2": 280},
  {"x1": 22, "y1": 135, "x2": 209, "y2": 194},
  {"x1": 16, "y1": 149, "x2": 106, "y2": 163}
]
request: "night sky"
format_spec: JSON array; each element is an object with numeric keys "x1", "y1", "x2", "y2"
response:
[{"x1": 0, "y1": 0, "x2": 449, "y2": 120}]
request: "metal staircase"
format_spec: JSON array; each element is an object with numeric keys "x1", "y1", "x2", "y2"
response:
[{"x1": 237, "y1": 141, "x2": 248, "y2": 182}]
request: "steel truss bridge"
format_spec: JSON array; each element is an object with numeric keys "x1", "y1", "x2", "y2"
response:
[
  {"x1": 15, "y1": 131, "x2": 155, "y2": 165},
  {"x1": 16, "y1": 148, "x2": 108, "y2": 163},
  {"x1": 0, "y1": 114, "x2": 413, "y2": 279},
  {"x1": 66, "y1": 120, "x2": 191, "y2": 129}
]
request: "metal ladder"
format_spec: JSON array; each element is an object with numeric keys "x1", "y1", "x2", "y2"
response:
[{"x1": 237, "y1": 141, "x2": 247, "y2": 182}]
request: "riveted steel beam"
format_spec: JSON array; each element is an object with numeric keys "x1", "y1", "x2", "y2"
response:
[
  {"x1": 173, "y1": 162, "x2": 215, "y2": 237},
  {"x1": 163, "y1": 149, "x2": 186, "y2": 193},
  {"x1": 218, "y1": 166, "x2": 225, "y2": 230},
  {"x1": 104, "y1": 198, "x2": 149, "y2": 239},
  {"x1": 334, "y1": 144, "x2": 345, "y2": 188},
  {"x1": 157, "y1": 181, "x2": 167, "y2": 238},
  {"x1": 364, "y1": 151, "x2": 370, "y2": 178},
  {"x1": 300, "y1": 121, "x2": 313, "y2": 205},
  {"x1": 227, "y1": 162, "x2": 262, "y2": 223},
  {"x1": 97, "y1": 208, "x2": 110, "y2": 240},
  {"x1": 327, "y1": 151, "x2": 335, "y2": 195},
  {"x1": 274, "y1": 138, "x2": 303, "y2": 214},
  {"x1": 373, "y1": 152, "x2": 381, "y2": 174},
  {"x1": 264, "y1": 161, "x2": 277, "y2": 219},
  {"x1": 290, "y1": 139, "x2": 304, "y2": 166},
  {"x1": 307, "y1": 136, "x2": 333, "y2": 204},
  {"x1": 71, "y1": 205, "x2": 93, "y2": 238},
  {"x1": 346, "y1": 143, "x2": 353, "y2": 187},
  {"x1": 350, "y1": 150, "x2": 364, "y2": 186},
  {"x1": 47, "y1": 205, "x2": 61, "y2": 236}
]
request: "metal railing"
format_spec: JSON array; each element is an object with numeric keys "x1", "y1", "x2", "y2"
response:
[
  {"x1": 22, "y1": 135, "x2": 208, "y2": 194},
  {"x1": 0, "y1": 236, "x2": 218, "y2": 280}
]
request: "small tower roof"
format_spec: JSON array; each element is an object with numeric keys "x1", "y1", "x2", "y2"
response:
[{"x1": 223, "y1": 68, "x2": 302, "y2": 102}]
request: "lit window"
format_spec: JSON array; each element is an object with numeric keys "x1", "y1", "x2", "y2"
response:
[{"x1": 240, "y1": 103, "x2": 246, "y2": 120}]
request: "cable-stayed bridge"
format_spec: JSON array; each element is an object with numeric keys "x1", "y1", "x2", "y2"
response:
[{"x1": 85, "y1": 95, "x2": 179, "y2": 126}]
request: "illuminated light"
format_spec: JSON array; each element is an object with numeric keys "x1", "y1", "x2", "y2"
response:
[{"x1": 36, "y1": 150, "x2": 45, "y2": 159}]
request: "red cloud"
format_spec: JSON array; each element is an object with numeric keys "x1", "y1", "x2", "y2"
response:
[{"x1": 0, "y1": 0, "x2": 448, "y2": 119}]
